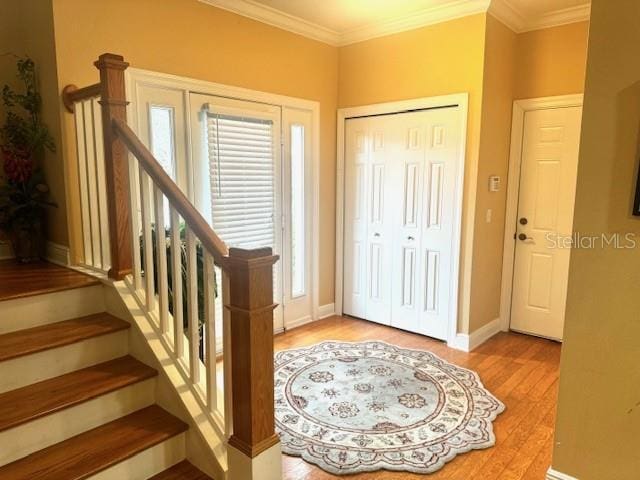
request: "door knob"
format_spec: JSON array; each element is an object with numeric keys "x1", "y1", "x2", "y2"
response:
[
  {"x1": 373, "y1": 232, "x2": 380, "y2": 237},
  {"x1": 407, "y1": 236, "x2": 415, "y2": 241},
  {"x1": 518, "y1": 233, "x2": 531, "y2": 241}
]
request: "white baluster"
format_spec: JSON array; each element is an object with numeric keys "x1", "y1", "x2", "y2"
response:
[
  {"x1": 74, "y1": 102, "x2": 92, "y2": 267},
  {"x1": 154, "y1": 186, "x2": 169, "y2": 333},
  {"x1": 83, "y1": 99, "x2": 101, "y2": 269},
  {"x1": 204, "y1": 251, "x2": 217, "y2": 411},
  {"x1": 139, "y1": 168, "x2": 156, "y2": 313},
  {"x1": 186, "y1": 227, "x2": 200, "y2": 383},
  {"x1": 91, "y1": 97, "x2": 111, "y2": 271},
  {"x1": 128, "y1": 156, "x2": 142, "y2": 290},
  {"x1": 170, "y1": 208, "x2": 184, "y2": 357},
  {"x1": 222, "y1": 268, "x2": 233, "y2": 437}
]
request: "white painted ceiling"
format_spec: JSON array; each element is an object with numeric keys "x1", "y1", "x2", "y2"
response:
[
  {"x1": 250, "y1": 0, "x2": 589, "y2": 32},
  {"x1": 201, "y1": 0, "x2": 591, "y2": 45}
]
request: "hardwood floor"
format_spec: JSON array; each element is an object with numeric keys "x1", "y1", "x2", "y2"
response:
[
  {"x1": 275, "y1": 316, "x2": 561, "y2": 480},
  {"x1": 0, "y1": 260, "x2": 99, "y2": 301}
]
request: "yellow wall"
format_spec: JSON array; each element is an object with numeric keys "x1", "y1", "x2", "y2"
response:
[
  {"x1": 23, "y1": 0, "x2": 588, "y2": 331},
  {"x1": 50, "y1": 0, "x2": 339, "y2": 305},
  {"x1": 552, "y1": 1, "x2": 640, "y2": 477},
  {"x1": 0, "y1": 1, "x2": 66, "y2": 246},
  {"x1": 515, "y1": 21, "x2": 589, "y2": 100},
  {"x1": 339, "y1": 14, "x2": 488, "y2": 332},
  {"x1": 470, "y1": 15, "x2": 517, "y2": 332}
]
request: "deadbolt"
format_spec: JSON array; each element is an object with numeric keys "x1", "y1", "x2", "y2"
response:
[{"x1": 519, "y1": 217, "x2": 528, "y2": 225}]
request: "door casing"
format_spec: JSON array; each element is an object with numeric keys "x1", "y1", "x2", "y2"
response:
[
  {"x1": 125, "y1": 67, "x2": 322, "y2": 331},
  {"x1": 499, "y1": 94, "x2": 584, "y2": 336}
]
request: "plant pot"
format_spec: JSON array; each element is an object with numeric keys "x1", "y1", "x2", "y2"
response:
[{"x1": 8, "y1": 218, "x2": 46, "y2": 263}]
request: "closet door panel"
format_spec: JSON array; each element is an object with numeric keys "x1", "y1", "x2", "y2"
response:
[{"x1": 343, "y1": 118, "x2": 369, "y2": 318}]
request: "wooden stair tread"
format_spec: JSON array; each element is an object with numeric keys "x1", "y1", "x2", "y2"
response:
[
  {"x1": 0, "y1": 405, "x2": 188, "y2": 480},
  {"x1": 149, "y1": 461, "x2": 213, "y2": 479},
  {"x1": 0, "y1": 313, "x2": 129, "y2": 362},
  {"x1": 0, "y1": 356, "x2": 157, "y2": 432},
  {"x1": 0, "y1": 260, "x2": 100, "y2": 302}
]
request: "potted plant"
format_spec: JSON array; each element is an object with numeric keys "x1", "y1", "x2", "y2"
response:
[{"x1": 0, "y1": 57, "x2": 56, "y2": 262}]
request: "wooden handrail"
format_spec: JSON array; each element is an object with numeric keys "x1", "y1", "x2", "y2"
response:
[
  {"x1": 62, "y1": 83, "x2": 102, "y2": 113},
  {"x1": 112, "y1": 118, "x2": 230, "y2": 266},
  {"x1": 65, "y1": 53, "x2": 282, "y2": 473}
]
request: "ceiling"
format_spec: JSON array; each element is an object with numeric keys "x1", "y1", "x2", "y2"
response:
[{"x1": 200, "y1": 0, "x2": 591, "y2": 46}]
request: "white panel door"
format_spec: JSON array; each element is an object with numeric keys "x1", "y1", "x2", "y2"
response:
[
  {"x1": 510, "y1": 106, "x2": 582, "y2": 340},
  {"x1": 189, "y1": 93, "x2": 284, "y2": 332},
  {"x1": 343, "y1": 107, "x2": 461, "y2": 339},
  {"x1": 389, "y1": 109, "x2": 461, "y2": 340},
  {"x1": 343, "y1": 116, "x2": 393, "y2": 325},
  {"x1": 343, "y1": 118, "x2": 369, "y2": 319}
]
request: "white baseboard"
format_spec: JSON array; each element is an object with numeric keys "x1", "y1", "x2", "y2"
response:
[
  {"x1": 547, "y1": 467, "x2": 579, "y2": 480},
  {"x1": 46, "y1": 241, "x2": 70, "y2": 266},
  {"x1": 317, "y1": 303, "x2": 335, "y2": 319},
  {"x1": 281, "y1": 303, "x2": 336, "y2": 333},
  {"x1": 285, "y1": 315, "x2": 313, "y2": 331},
  {"x1": 0, "y1": 240, "x2": 70, "y2": 265},
  {"x1": 448, "y1": 317, "x2": 501, "y2": 352}
]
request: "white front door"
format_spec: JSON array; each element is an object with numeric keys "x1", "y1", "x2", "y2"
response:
[
  {"x1": 510, "y1": 106, "x2": 582, "y2": 340},
  {"x1": 188, "y1": 94, "x2": 285, "y2": 332},
  {"x1": 343, "y1": 107, "x2": 462, "y2": 340}
]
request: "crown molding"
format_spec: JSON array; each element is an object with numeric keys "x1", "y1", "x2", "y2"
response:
[
  {"x1": 198, "y1": 0, "x2": 341, "y2": 46},
  {"x1": 489, "y1": 0, "x2": 526, "y2": 32},
  {"x1": 490, "y1": 0, "x2": 590, "y2": 33},
  {"x1": 199, "y1": 0, "x2": 590, "y2": 46},
  {"x1": 523, "y1": 3, "x2": 591, "y2": 32},
  {"x1": 339, "y1": 0, "x2": 491, "y2": 45}
]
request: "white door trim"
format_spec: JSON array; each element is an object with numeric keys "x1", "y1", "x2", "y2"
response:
[
  {"x1": 335, "y1": 93, "x2": 469, "y2": 347},
  {"x1": 499, "y1": 94, "x2": 583, "y2": 333},
  {"x1": 125, "y1": 67, "x2": 322, "y2": 324}
]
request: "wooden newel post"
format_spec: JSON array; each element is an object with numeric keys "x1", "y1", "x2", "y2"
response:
[
  {"x1": 226, "y1": 247, "x2": 281, "y2": 461},
  {"x1": 95, "y1": 53, "x2": 132, "y2": 280}
]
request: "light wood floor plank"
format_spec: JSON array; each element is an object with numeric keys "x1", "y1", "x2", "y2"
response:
[{"x1": 275, "y1": 316, "x2": 561, "y2": 480}]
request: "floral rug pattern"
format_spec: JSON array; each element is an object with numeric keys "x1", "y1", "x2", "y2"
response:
[{"x1": 274, "y1": 341, "x2": 505, "y2": 475}]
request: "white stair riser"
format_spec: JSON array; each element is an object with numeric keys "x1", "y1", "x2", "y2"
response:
[
  {"x1": 0, "y1": 285, "x2": 105, "y2": 334},
  {"x1": 0, "y1": 378, "x2": 156, "y2": 466},
  {"x1": 88, "y1": 432, "x2": 186, "y2": 480},
  {"x1": 0, "y1": 330, "x2": 128, "y2": 393}
]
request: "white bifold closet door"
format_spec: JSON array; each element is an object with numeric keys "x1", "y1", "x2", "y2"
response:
[{"x1": 343, "y1": 107, "x2": 461, "y2": 340}]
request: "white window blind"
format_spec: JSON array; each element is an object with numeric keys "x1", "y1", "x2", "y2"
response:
[{"x1": 205, "y1": 112, "x2": 276, "y2": 250}]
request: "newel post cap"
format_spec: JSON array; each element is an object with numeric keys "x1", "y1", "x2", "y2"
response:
[{"x1": 94, "y1": 53, "x2": 130, "y2": 71}]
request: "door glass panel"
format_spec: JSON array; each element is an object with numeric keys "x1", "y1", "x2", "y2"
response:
[
  {"x1": 290, "y1": 124, "x2": 305, "y2": 297},
  {"x1": 149, "y1": 106, "x2": 176, "y2": 177},
  {"x1": 149, "y1": 105, "x2": 176, "y2": 227},
  {"x1": 206, "y1": 114, "x2": 275, "y2": 250}
]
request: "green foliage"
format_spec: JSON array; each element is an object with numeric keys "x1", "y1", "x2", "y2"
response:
[
  {"x1": 0, "y1": 57, "x2": 56, "y2": 234},
  {"x1": 145, "y1": 223, "x2": 217, "y2": 337},
  {"x1": 1, "y1": 57, "x2": 55, "y2": 155}
]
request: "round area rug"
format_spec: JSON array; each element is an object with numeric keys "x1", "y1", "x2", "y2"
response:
[{"x1": 274, "y1": 341, "x2": 505, "y2": 475}]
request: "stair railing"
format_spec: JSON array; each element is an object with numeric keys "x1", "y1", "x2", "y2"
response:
[{"x1": 63, "y1": 53, "x2": 280, "y2": 468}]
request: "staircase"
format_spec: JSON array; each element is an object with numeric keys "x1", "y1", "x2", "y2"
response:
[
  {"x1": 0, "y1": 279, "x2": 213, "y2": 479},
  {"x1": 1, "y1": 51, "x2": 283, "y2": 480}
]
